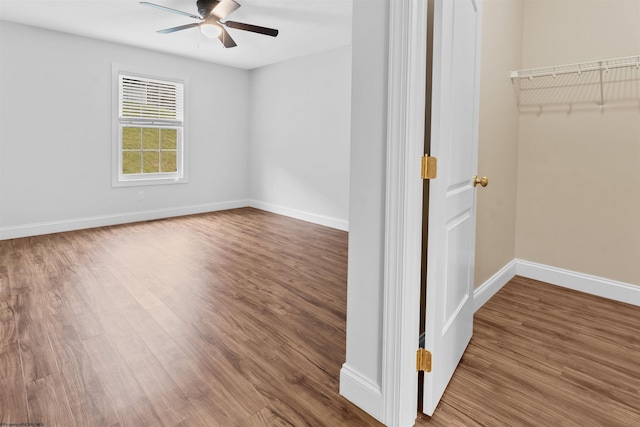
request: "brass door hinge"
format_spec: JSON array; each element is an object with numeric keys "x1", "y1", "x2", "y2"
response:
[
  {"x1": 416, "y1": 348, "x2": 432, "y2": 372},
  {"x1": 421, "y1": 155, "x2": 437, "y2": 180}
]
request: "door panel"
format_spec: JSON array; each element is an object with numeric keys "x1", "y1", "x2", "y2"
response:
[
  {"x1": 422, "y1": 0, "x2": 482, "y2": 416},
  {"x1": 443, "y1": 210, "x2": 472, "y2": 332}
]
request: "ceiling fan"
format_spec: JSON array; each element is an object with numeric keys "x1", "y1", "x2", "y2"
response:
[{"x1": 140, "y1": 0, "x2": 279, "y2": 48}]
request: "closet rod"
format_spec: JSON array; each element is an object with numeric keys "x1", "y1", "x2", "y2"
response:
[{"x1": 511, "y1": 55, "x2": 640, "y2": 80}]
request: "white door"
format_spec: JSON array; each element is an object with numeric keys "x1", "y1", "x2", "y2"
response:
[{"x1": 422, "y1": 0, "x2": 483, "y2": 416}]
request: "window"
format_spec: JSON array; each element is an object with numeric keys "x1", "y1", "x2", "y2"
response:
[{"x1": 112, "y1": 66, "x2": 187, "y2": 186}]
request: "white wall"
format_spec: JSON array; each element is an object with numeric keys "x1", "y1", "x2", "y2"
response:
[
  {"x1": 0, "y1": 22, "x2": 250, "y2": 239},
  {"x1": 248, "y1": 47, "x2": 352, "y2": 230},
  {"x1": 340, "y1": 0, "x2": 388, "y2": 421}
]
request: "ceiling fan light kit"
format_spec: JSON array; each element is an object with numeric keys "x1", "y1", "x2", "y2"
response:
[
  {"x1": 200, "y1": 23, "x2": 222, "y2": 38},
  {"x1": 140, "y1": 0, "x2": 279, "y2": 48}
]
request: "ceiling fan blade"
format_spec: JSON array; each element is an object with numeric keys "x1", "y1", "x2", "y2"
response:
[
  {"x1": 157, "y1": 22, "x2": 202, "y2": 34},
  {"x1": 140, "y1": 2, "x2": 202, "y2": 20},
  {"x1": 223, "y1": 21, "x2": 278, "y2": 37},
  {"x1": 211, "y1": 0, "x2": 241, "y2": 20},
  {"x1": 218, "y1": 26, "x2": 237, "y2": 48}
]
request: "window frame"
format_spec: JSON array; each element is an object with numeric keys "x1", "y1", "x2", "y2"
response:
[{"x1": 112, "y1": 64, "x2": 189, "y2": 187}]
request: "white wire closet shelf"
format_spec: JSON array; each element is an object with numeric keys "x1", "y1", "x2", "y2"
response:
[{"x1": 511, "y1": 55, "x2": 640, "y2": 111}]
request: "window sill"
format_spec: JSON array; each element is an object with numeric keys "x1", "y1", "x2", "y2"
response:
[{"x1": 112, "y1": 176, "x2": 188, "y2": 188}]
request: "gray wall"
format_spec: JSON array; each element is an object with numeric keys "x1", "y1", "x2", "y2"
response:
[
  {"x1": 0, "y1": 22, "x2": 352, "y2": 238},
  {"x1": 249, "y1": 47, "x2": 352, "y2": 230},
  {"x1": 340, "y1": 0, "x2": 388, "y2": 420},
  {"x1": 0, "y1": 22, "x2": 250, "y2": 238}
]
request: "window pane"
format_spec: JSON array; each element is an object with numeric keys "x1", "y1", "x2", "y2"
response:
[
  {"x1": 143, "y1": 151, "x2": 160, "y2": 173},
  {"x1": 143, "y1": 128, "x2": 160, "y2": 150},
  {"x1": 161, "y1": 151, "x2": 177, "y2": 173},
  {"x1": 122, "y1": 127, "x2": 141, "y2": 150},
  {"x1": 161, "y1": 128, "x2": 177, "y2": 150},
  {"x1": 123, "y1": 151, "x2": 141, "y2": 174}
]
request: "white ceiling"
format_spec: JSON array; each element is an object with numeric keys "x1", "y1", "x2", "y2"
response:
[{"x1": 0, "y1": 0, "x2": 353, "y2": 69}]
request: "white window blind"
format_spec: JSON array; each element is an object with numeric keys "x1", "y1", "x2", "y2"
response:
[{"x1": 119, "y1": 74, "x2": 184, "y2": 123}]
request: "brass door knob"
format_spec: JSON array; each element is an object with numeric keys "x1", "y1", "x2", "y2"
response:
[{"x1": 473, "y1": 176, "x2": 489, "y2": 187}]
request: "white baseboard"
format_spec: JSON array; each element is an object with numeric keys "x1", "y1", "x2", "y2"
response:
[
  {"x1": 248, "y1": 200, "x2": 349, "y2": 231},
  {"x1": 473, "y1": 258, "x2": 640, "y2": 311},
  {"x1": 0, "y1": 200, "x2": 249, "y2": 240},
  {"x1": 473, "y1": 259, "x2": 518, "y2": 312},
  {"x1": 515, "y1": 259, "x2": 640, "y2": 307},
  {"x1": 0, "y1": 200, "x2": 349, "y2": 240},
  {"x1": 339, "y1": 364, "x2": 383, "y2": 423}
]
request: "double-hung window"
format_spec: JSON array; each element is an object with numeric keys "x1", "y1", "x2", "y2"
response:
[{"x1": 113, "y1": 66, "x2": 187, "y2": 186}]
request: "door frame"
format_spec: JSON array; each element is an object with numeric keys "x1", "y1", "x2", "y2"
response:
[{"x1": 381, "y1": 0, "x2": 429, "y2": 426}]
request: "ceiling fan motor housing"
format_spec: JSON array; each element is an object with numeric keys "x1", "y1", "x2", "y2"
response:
[
  {"x1": 197, "y1": 0, "x2": 220, "y2": 17},
  {"x1": 144, "y1": 0, "x2": 277, "y2": 47}
]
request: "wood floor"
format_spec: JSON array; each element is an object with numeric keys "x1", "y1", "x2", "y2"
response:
[
  {"x1": 1, "y1": 208, "x2": 639, "y2": 426},
  {"x1": 419, "y1": 275, "x2": 640, "y2": 426},
  {"x1": 0, "y1": 208, "x2": 376, "y2": 426}
]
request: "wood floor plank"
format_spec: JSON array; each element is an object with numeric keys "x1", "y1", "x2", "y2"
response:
[
  {"x1": 11, "y1": 293, "x2": 60, "y2": 384},
  {"x1": 4, "y1": 250, "x2": 31, "y2": 295},
  {"x1": 0, "y1": 265, "x2": 9, "y2": 299},
  {"x1": 0, "y1": 343, "x2": 22, "y2": 380},
  {"x1": 240, "y1": 398, "x2": 316, "y2": 427},
  {"x1": 59, "y1": 278, "x2": 94, "y2": 317},
  {"x1": 44, "y1": 313, "x2": 120, "y2": 426},
  {"x1": 0, "y1": 372, "x2": 29, "y2": 424},
  {"x1": 111, "y1": 331, "x2": 205, "y2": 426},
  {"x1": 163, "y1": 357, "x2": 244, "y2": 427},
  {"x1": 119, "y1": 304, "x2": 188, "y2": 367},
  {"x1": 417, "y1": 401, "x2": 483, "y2": 427},
  {"x1": 155, "y1": 316, "x2": 268, "y2": 420},
  {"x1": 237, "y1": 335, "x2": 375, "y2": 426},
  {"x1": 25, "y1": 373, "x2": 77, "y2": 427},
  {"x1": 148, "y1": 388, "x2": 209, "y2": 427},
  {"x1": 81, "y1": 333, "x2": 163, "y2": 426},
  {"x1": 420, "y1": 277, "x2": 640, "y2": 426},
  {"x1": 66, "y1": 310, "x2": 103, "y2": 341},
  {"x1": 0, "y1": 298, "x2": 17, "y2": 346}
]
